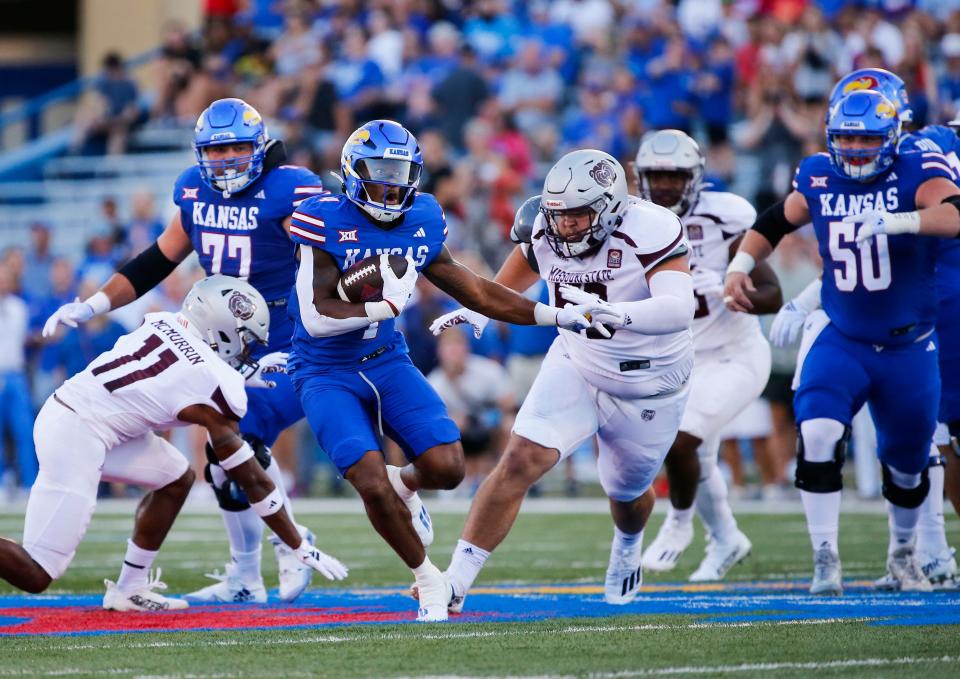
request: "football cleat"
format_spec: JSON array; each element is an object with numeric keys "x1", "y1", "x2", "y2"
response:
[
  {"x1": 641, "y1": 518, "x2": 693, "y2": 573},
  {"x1": 885, "y1": 545, "x2": 933, "y2": 592},
  {"x1": 410, "y1": 575, "x2": 466, "y2": 614},
  {"x1": 604, "y1": 540, "x2": 644, "y2": 605},
  {"x1": 103, "y1": 570, "x2": 188, "y2": 612},
  {"x1": 689, "y1": 530, "x2": 752, "y2": 582},
  {"x1": 919, "y1": 547, "x2": 957, "y2": 587},
  {"x1": 809, "y1": 544, "x2": 843, "y2": 596},
  {"x1": 269, "y1": 526, "x2": 315, "y2": 602},
  {"x1": 184, "y1": 563, "x2": 267, "y2": 603},
  {"x1": 414, "y1": 564, "x2": 452, "y2": 622},
  {"x1": 387, "y1": 465, "x2": 434, "y2": 547}
]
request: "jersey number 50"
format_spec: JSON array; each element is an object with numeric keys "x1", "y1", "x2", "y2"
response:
[{"x1": 828, "y1": 221, "x2": 892, "y2": 292}]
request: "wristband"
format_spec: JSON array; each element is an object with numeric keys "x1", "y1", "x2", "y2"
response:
[
  {"x1": 250, "y1": 487, "x2": 284, "y2": 517},
  {"x1": 726, "y1": 252, "x2": 756, "y2": 276},
  {"x1": 219, "y1": 441, "x2": 255, "y2": 471},
  {"x1": 83, "y1": 291, "x2": 111, "y2": 315},
  {"x1": 887, "y1": 210, "x2": 921, "y2": 234},
  {"x1": 533, "y1": 302, "x2": 560, "y2": 326}
]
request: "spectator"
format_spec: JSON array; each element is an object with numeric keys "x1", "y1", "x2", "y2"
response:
[
  {"x1": 72, "y1": 52, "x2": 141, "y2": 155},
  {"x1": 432, "y1": 45, "x2": 490, "y2": 150},
  {"x1": 643, "y1": 37, "x2": 696, "y2": 133},
  {"x1": 0, "y1": 264, "x2": 37, "y2": 489},
  {"x1": 21, "y1": 223, "x2": 55, "y2": 303},
  {"x1": 497, "y1": 40, "x2": 565, "y2": 137},
  {"x1": 151, "y1": 20, "x2": 204, "y2": 121},
  {"x1": 29, "y1": 258, "x2": 77, "y2": 408},
  {"x1": 428, "y1": 329, "x2": 514, "y2": 493},
  {"x1": 328, "y1": 25, "x2": 387, "y2": 123},
  {"x1": 549, "y1": 0, "x2": 615, "y2": 50},
  {"x1": 780, "y1": 5, "x2": 842, "y2": 104},
  {"x1": 463, "y1": 0, "x2": 521, "y2": 65},
  {"x1": 938, "y1": 33, "x2": 960, "y2": 122},
  {"x1": 124, "y1": 189, "x2": 165, "y2": 259},
  {"x1": 694, "y1": 36, "x2": 738, "y2": 180}
]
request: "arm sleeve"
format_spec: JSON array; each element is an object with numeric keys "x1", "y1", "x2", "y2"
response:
[
  {"x1": 611, "y1": 270, "x2": 695, "y2": 335},
  {"x1": 117, "y1": 242, "x2": 180, "y2": 298},
  {"x1": 295, "y1": 246, "x2": 372, "y2": 338},
  {"x1": 751, "y1": 200, "x2": 800, "y2": 249}
]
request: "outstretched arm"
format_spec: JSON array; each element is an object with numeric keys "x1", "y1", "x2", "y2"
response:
[{"x1": 727, "y1": 234, "x2": 783, "y2": 315}]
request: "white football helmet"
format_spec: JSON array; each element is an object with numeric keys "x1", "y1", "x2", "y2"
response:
[
  {"x1": 540, "y1": 149, "x2": 629, "y2": 258},
  {"x1": 180, "y1": 275, "x2": 269, "y2": 367},
  {"x1": 634, "y1": 129, "x2": 704, "y2": 216}
]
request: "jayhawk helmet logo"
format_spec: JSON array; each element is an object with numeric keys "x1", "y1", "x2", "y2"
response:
[
  {"x1": 228, "y1": 291, "x2": 256, "y2": 321},
  {"x1": 242, "y1": 108, "x2": 262, "y2": 126},
  {"x1": 876, "y1": 101, "x2": 897, "y2": 119},
  {"x1": 843, "y1": 75, "x2": 880, "y2": 95}
]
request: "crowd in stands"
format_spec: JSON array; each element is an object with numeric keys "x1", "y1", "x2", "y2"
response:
[{"x1": 8, "y1": 0, "x2": 960, "y2": 498}]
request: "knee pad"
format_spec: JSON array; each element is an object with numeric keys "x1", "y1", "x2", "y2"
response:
[
  {"x1": 881, "y1": 465, "x2": 929, "y2": 509},
  {"x1": 203, "y1": 435, "x2": 273, "y2": 512},
  {"x1": 795, "y1": 422, "x2": 849, "y2": 493}
]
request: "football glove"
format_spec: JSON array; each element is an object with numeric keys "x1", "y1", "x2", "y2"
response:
[
  {"x1": 377, "y1": 255, "x2": 419, "y2": 318},
  {"x1": 690, "y1": 267, "x2": 725, "y2": 297},
  {"x1": 295, "y1": 542, "x2": 349, "y2": 581},
  {"x1": 557, "y1": 284, "x2": 626, "y2": 337},
  {"x1": 237, "y1": 352, "x2": 287, "y2": 389},
  {"x1": 42, "y1": 298, "x2": 96, "y2": 337},
  {"x1": 846, "y1": 209, "x2": 920, "y2": 244},
  {"x1": 429, "y1": 307, "x2": 489, "y2": 338}
]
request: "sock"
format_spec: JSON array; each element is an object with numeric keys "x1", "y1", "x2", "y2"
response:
[
  {"x1": 888, "y1": 502, "x2": 920, "y2": 555},
  {"x1": 695, "y1": 464, "x2": 739, "y2": 542},
  {"x1": 917, "y1": 464, "x2": 949, "y2": 556},
  {"x1": 210, "y1": 463, "x2": 265, "y2": 560},
  {"x1": 666, "y1": 504, "x2": 694, "y2": 528},
  {"x1": 264, "y1": 459, "x2": 297, "y2": 524},
  {"x1": 230, "y1": 546, "x2": 263, "y2": 583},
  {"x1": 611, "y1": 526, "x2": 643, "y2": 565},
  {"x1": 116, "y1": 540, "x2": 158, "y2": 593},
  {"x1": 412, "y1": 555, "x2": 440, "y2": 586},
  {"x1": 447, "y1": 539, "x2": 491, "y2": 596},
  {"x1": 387, "y1": 465, "x2": 415, "y2": 500},
  {"x1": 800, "y1": 489, "x2": 841, "y2": 554}
]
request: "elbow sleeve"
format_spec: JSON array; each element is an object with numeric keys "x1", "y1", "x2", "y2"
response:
[{"x1": 117, "y1": 242, "x2": 179, "y2": 298}]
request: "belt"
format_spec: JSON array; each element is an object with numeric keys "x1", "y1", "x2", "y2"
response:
[
  {"x1": 359, "y1": 346, "x2": 388, "y2": 363},
  {"x1": 266, "y1": 297, "x2": 288, "y2": 308},
  {"x1": 53, "y1": 392, "x2": 76, "y2": 413}
]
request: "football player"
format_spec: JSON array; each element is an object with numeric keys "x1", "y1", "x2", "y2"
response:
[
  {"x1": 42, "y1": 98, "x2": 326, "y2": 603},
  {"x1": 634, "y1": 130, "x2": 782, "y2": 581},
  {"x1": 427, "y1": 149, "x2": 695, "y2": 611},
  {"x1": 725, "y1": 88, "x2": 960, "y2": 595},
  {"x1": 287, "y1": 121, "x2": 607, "y2": 621},
  {"x1": 1, "y1": 276, "x2": 346, "y2": 610},
  {"x1": 770, "y1": 69, "x2": 958, "y2": 588}
]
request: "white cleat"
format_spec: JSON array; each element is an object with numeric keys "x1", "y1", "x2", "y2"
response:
[
  {"x1": 415, "y1": 564, "x2": 452, "y2": 622},
  {"x1": 103, "y1": 570, "x2": 188, "y2": 612},
  {"x1": 641, "y1": 518, "x2": 693, "y2": 573},
  {"x1": 410, "y1": 575, "x2": 466, "y2": 614},
  {"x1": 689, "y1": 531, "x2": 752, "y2": 582},
  {"x1": 919, "y1": 547, "x2": 957, "y2": 587},
  {"x1": 604, "y1": 542, "x2": 644, "y2": 605},
  {"x1": 184, "y1": 563, "x2": 267, "y2": 603},
  {"x1": 809, "y1": 544, "x2": 843, "y2": 596},
  {"x1": 387, "y1": 465, "x2": 434, "y2": 547},
  {"x1": 887, "y1": 545, "x2": 933, "y2": 593},
  {"x1": 269, "y1": 526, "x2": 315, "y2": 602}
]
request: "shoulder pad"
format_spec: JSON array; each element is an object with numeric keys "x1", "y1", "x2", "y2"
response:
[{"x1": 510, "y1": 194, "x2": 542, "y2": 244}]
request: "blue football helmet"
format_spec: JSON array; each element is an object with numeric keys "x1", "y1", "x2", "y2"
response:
[
  {"x1": 194, "y1": 98, "x2": 268, "y2": 196},
  {"x1": 829, "y1": 68, "x2": 912, "y2": 124},
  {"x1": 826, "y1": 90, "x2": 901, "y2": 181},
  {"x1": 340, "y1": 120, "x2": 423, "y2": 222}
]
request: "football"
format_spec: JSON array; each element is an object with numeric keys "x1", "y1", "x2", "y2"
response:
[{"x1": 336, "y1": 254, "x2": 409, "y2": 303}]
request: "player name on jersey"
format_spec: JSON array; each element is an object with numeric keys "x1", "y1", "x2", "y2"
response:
[{"x1": 149, "y1": 318, "x2": 205, "y2": 365}]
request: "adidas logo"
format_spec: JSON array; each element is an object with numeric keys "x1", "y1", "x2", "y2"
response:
[
  {"x1": 927, "y1": 340, "x2": 936, "y2": 352},
  {"x1": 620, "y1": 566, "x2": 641, "y2": 597},
  {"x1": 254, "y1": 190, "x2": 266, "y2": 199},
  {"x1": 462, "y1": 547, "x2": 473, "y2": 554},
  {"x1": 886, "y1": 172, "x2": 898, "y2": 182},
  {"x1": 413, "y1": 227, "x2": 426, "y2": 238}
]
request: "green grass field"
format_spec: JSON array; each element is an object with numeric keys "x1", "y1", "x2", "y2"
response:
[{"x1": 0, "y1": 502, "x2": 957, "y2": 678}]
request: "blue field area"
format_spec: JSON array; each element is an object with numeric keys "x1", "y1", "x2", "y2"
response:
[{"x1": 0, "y1": 580, "x2": 956, "y2": 636}]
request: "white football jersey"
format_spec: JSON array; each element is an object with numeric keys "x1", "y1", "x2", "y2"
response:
[
  {"x1": 683, "y1": 191, "x2": 763, "y2": 352},
  {"x1": 56, "y1": 312, "x2": 248, "y2": 448},
  {"x1": 525, "y1": 196, "x2": 693, "y2": 398}
]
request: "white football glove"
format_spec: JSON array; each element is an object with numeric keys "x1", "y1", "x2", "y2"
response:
[
  {"x1": 768, "y1": 301, "x2": 809, "y2": 347},
  {"x1": 557, "y1": 284, "x2": 626, "y2": 337},
  {"x1": 42, "y1": 297, "x2": 96, "y2": 338},
  {"x1": 429, "y1": 307, "x2": 489, "y2": 338},
  {"x1": 295, "y1": 542, "x2": 349, "y2": 581},
  {"x1": 846, "y1": 209, "x2": 920, "y2": 245},
  {"x1": 379, "y1": 255, "x2": 419, "y2": 317},
  {"x1": 237, "y1": 352, "x2": 287, "y2": 389},
  {"x1": 690, "y1": 267, "x2": 725, "y2": 297}
]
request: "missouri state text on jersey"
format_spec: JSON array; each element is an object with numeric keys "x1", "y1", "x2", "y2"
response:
[
  {"x1": 286, "y1": 192, "x2": 448, "y2": 366},
  {"x1": 793, "y1": 149, "x2": 954, "y2": 346}
]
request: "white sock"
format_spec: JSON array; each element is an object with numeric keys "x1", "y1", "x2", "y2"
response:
[
  {"x1": 800, "y1": 489, "x2": 841, "y2": 554},
  {"x1": 230, "y1": 546, "x2": 262, "y2": 583},
  {"x1": 888, "y1": 504, "x2": 920, "y2": 554},
  {"x1": 116, "y1": 540, "x2": 158, "y2": 593},
  {"x1": 210, "y1": 463, "x2": 264, "y2": 560},
  {"x1": 917, "y1": 464, "x2": 948, "y2": 556},
  {"x1": 666, "y1": 504, "x2": 694, "y2": 529},
  {"x1": 264, "y1": 459, "x2": 297, "y2": 524},
  {"x1": 695, "y1": 464, "x2": 739, "y2": 542},
  {"x1": 387, "y1": 464, "x2": 415, "y2": 500},
  {"x1": 412, "y1": 555, "x2": 440, "y2": 586},
  {"x1": 612, "y1": 526, "x2": 643, "y2": 554},
  {"x1": 447, "y1": 539, "x2": 490, "y2": 596}
]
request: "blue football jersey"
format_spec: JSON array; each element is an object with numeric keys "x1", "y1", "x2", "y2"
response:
[
  {"x1": 287, "y1": 192, "x2": 448, "y2": 369},
  {"x1": 901, "y1": 126, "x2": 960, "y2": 303},
  {"x1": 173, "y1": 163, "x2": 325, "y2": 354},
  {"x1": 792, "y1": 150, "x2": 952, "y2": 346}
]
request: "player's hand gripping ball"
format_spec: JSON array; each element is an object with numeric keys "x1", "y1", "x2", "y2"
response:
[{"x1": 336, "y1": 254, "x2": 409, "y2": 303}]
